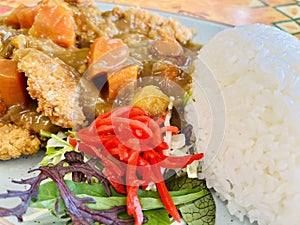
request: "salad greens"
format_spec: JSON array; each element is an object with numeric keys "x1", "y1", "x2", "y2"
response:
[
  {"x1": 31, "y1": 177, "x2": 210, "y2": 224},
  {"x1": 0, "y1": 109, "x2": 216, "y2": 225},
  {"x1": 0, "y1": 150, "x2": 215, "y2": 224},
  {"x1": 166, "y1": 175, "x2": 216, "y2": 225},
  {"x1": 0, "y1": 150, "x2": 215, "y2": 225},
  {"x1": 39, "y1": 130, "x2": 75, "y2": 166},
  {"x1": 0, "y1": 151, "x2": 133, "y2": 225}
]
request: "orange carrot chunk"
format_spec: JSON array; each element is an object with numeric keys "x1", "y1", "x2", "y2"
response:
[
  {"x1": 4, "y1": 3, "x2": 40, "y2": 28},
  {"x1": 17, "y1": 4, "x2": 40, "y2": 29},
  {"x1": 87, "y1": 36, "x2": 134, "y2": 99},
  {"x1": 108, "y1": 65, "x2": 139, "y2": 100},
  {"x1": 28, "y1": 1, "x2": 76, "y2": 48},
  {"x1": 88, "y1": 36, "x2": 125, "y2": 66},
  {"x1": 0, "y1": 59, "x2": 28, "y2": 107},
  {"x1": 4, "y1": 4, "x2": 27, "y2": 27}
]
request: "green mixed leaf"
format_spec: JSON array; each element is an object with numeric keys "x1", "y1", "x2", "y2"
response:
[
  {"x1": 30, "y1": 173, "x2": 215, "y2": 225},
  {"x1": 40, "y1": 130, "x2": 75, "y2": 166},
  {"x1": 166, "y1": 174, "x2": 216, "y2": 225}
]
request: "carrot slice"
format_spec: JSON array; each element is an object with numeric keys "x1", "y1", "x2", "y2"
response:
[
  {"x1": 28, "y1": 1, "x2": 76, "y2": 47},
  {"x1": 88, "y1": 36, "x2": 124, "y2": 66},
  {"x1": 5, "y1": 3, "x2": 40, "y2": 28},
  {"x1": 17, "y1": 4, "x2": 40, "y2": 29},
  {"x1": 4, "y1": 4, "x2": 27, "y2": 27},
  {"x1": 0, "y1": 59, "x2": 28, "y2": 107},
  {"x1": 108, "y1": 65, "x2": 138, "y2": 100}
]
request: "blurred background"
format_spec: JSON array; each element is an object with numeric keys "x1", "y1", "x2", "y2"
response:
[{"x1": 1, "y1": 0, "x2": 300, "y2": 38}]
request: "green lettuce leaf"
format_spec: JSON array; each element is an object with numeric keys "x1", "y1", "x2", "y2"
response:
[
  {"x1": 30, "y1": 178, "x2": 211, "y2": 224},
  {"x1": 166, "y1": 174, "x2": 216, "y2": 225},
  {"x1": 30, "y1": 171, "x2": 215, "y2": 225},
  {"x1": 40, "y1": 131, "x2": 75, "y2": 166},
  {"x1": 31, "y1": 180, "x2": 205, "y2": 210},
  {"x1": 143, "y1": 209, "x2": 170, "y2": 225}
]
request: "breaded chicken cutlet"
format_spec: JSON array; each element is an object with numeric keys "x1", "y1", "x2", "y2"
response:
[
  {"x1": 0, "y1": 122, "x2": 40, "y2": 160},
  {"x1": 13, "y1": 48, "x2": 86, "y2": 129}
]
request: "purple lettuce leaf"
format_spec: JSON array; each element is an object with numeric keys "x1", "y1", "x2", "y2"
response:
[
  {"x1": 0, "y1": 152, "x2": 137, "y2": 225},
  {"x1": 0, "y1": 175, "x2": 45, "y2": 222}
]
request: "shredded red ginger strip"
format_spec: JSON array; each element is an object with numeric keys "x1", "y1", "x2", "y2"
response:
[{"x1": 74, "y1": 106, "x2": 204, "y2": 225}]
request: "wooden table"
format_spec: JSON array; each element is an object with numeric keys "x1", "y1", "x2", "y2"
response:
[{"x1": 1, "y1": 0, "x2": 300, "y2": 38}]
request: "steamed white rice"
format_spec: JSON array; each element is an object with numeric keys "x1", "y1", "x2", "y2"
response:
[{"x1": 197, "y1": 24, "x2": 300, "y2": 225}]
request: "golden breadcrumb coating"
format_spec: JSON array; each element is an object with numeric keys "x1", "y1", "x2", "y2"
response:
[
  {"x1": 0, "y1": 122, "x2": 41, "y2": 160},
  {"x1": 13, "y1": 48, "x2": 87, "y2": 129},
  {"x1": 112, "y1": 7, "x2": 195, "y2": 44}
]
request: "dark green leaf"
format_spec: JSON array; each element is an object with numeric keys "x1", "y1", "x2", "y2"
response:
[{"x1": 166, "y1": 174, "x2": 216, "y2": 225}]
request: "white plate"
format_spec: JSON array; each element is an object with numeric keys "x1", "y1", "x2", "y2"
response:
[{"x1": 0, "y1": 2, "x2": 254, "y2": 225}]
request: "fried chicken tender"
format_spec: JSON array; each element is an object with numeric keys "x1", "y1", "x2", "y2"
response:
[
  {"x1": 71, "y1": 4, "x2": 194, "y2": 47},
  {"x1": 13, "y1": 48, "x2": 87, "y2": 129},
  {"x1": 0, "y1": 122, "x2": 41, "y2": 160},
  {"x1": 112, "y1": 7, "x2": 195, "y2": 44}
]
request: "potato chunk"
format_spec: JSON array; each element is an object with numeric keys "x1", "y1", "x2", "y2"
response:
[{"x1": 131, "y1": 85, "x2": 169, "y2": 117}]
